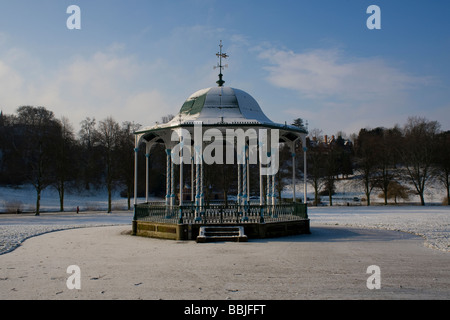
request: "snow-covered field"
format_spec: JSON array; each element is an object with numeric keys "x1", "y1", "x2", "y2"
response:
[
  {"x1": 0, "y1": 184, "x2": 449, "y2": 255},
  {"x1": 0, "y1": 185, "x2": 157, "y2": 213},
  {"x1": 1, "y1": 173, "x2": 448, "y2": 213},
  {"x1": 284, "y1": 176, "x2": 448, "y2": 206},
  {"x1": 0, "y1": 211, "x2": 133, "y2": 255},
  {"x1": 309, "y1": 206, "x2": 449, "y2": 252},
  {"x1": 0, "y1": 185, "x2": 141, "y2": 255}
]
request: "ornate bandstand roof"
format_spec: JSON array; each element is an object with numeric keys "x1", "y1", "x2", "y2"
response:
[
  {"x1": 132, "y1": 42, "x2": 310, "y2": 239},
  {"x1": 175, "y1": 86, "x2": 272, "y2": 125},
  {"x1": 135, "y1": 41, "x2": 307, "y2": 145}
]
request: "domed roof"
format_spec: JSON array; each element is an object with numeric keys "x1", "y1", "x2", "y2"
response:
[
  {"x1": 171, "y1": 86, "x2": 273, "y2": 125},
  {"x1": 136, "y1": 84, "x2": 307, "y2": 145},
  {"x1": 135, "y1": 41, "x2": 307, "y2": 144}
]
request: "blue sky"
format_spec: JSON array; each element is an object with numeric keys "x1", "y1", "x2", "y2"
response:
[{"x1": 0, "y1": 0, "x2": 449, "y2": 136}]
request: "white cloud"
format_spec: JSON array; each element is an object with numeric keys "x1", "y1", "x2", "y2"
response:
[
  {"x1": 124, "y1": 90, "x2": 173, "y2": 127},
  {"x1": 0, "y1": 60, "x2": 24, "y2": 104},
  {"x1": 0, "y1": 24, "x2": 241, "y2": 131},
  {"x1": 260, "y1": 48, "x2": 429, "y2": 100},
  {"x1": 0, "y1": 46, "x2": 179, "y2": 130},
  {"x1": 258, "y1": 47, "x2": 434, "y2": 134}
]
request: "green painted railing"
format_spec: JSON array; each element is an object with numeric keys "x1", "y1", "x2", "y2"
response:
[{"x1": 134, "y1": 202, "x2": 308, "y2": 225}]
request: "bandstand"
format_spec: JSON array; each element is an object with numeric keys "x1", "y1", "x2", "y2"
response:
[{"x1": 132, "y1": 43, "x2": 310, "y2": 242}]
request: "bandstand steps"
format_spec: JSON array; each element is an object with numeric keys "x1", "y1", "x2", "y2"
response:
[{"x1": 196, "y1": 226, "x2": 248, "y2": 243}]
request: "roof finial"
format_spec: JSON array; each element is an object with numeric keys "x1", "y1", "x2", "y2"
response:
[{"x1": 214, "y1": 40, "x2": 228, "y2": 87}]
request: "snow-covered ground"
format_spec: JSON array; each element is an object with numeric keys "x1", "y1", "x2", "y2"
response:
[
  {"x1": 1, "y1": 173, "x2": 448, "y2": 213},
  {"x1": 289, "y1": 179, "x2": 449, "y2": 252},
  {"x1": 0, "y1": 185, "x2": 142, "y2": 255},
  {"x1": 0, "y1": 211, "x2": 133, "y2": 255},
  {"x1": 309, "y1": 206, "x2": 449, "y2": 252},
  {"x1": 284, "y1": 176, "x2": 448, "y2": 206},
  {"x1": 0, "y1": 184, "x2": 448, "y2": 255},
  {"x1": 0, "y1": 185, "x2": 158, "y2": 213}
]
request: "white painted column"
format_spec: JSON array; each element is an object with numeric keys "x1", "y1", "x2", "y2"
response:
[
  {"x1": 195, "y1": 152, "x2": 200, "y2": 216},
  {"x1": 237, "y1": 162, "x2": 242, "y2": 206},
  {"x1": 170, "y1": 151, "x2": 175, "y2": 208},
  {"x1": 133, "y1": 136, "x2": 139, "y2": 207},
  {"x1": 271, "y1": 173, "x2": 276, "y2": 206},
  {"x1": 266, "y1": 152, "x2": 270, "y2": 206},
  {"x1": 200, "y1": 154, "x2": 204, "y2": 209},
  {"x1": 270, "y1": 136, "x2": 276, "y2": 206},
  {"x1": 145, "y1": 153, "x2": 149, "y2": 203},
  {"x1": 145, "y1": 143, "x2": 151, "y2": 203},
  {"x1": 191, "y1": 155, "x2": 194, "y2": 203},
  {"x1": 302, "y1": 136, "x2": 308, "y2": 204},
  {"x1": 246, "y1": 146, "x2": 250, "y2": 203},
  {"x1": 259, "y1": 155, "x2": 264, "y2": 206},
  {"x1": 179, "y1": 135, "x2": 184, "y2": 206},
  {"x1": 292, "y1": 141, "x2": 296, "y2": 203},
  {"x1": 165, "y1": 149, "x2": 171, "y2": 207},
  {"x1": 243, "y1": 145, "x2": 248, "y2": 206}
]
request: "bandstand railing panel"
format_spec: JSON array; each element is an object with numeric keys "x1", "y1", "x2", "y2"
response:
[{"x1": 134, "y1": 202, "x2": 308, "y2": 225}]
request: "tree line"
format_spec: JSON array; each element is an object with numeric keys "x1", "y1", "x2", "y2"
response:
[
  {"x1": 0, "y1": 107, "x2": 449, "y2": 215},
  {"x1": 302, "y1": 116, "x2": 450, "y2": 206},
  {"x1": 0, "y1": 106, "x2": 139, "y2": 215}
]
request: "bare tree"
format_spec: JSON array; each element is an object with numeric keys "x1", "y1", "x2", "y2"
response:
[
  {"x1": 434, "y1": 131, "x2": 450, "y2": 205},
  {"x1": 377, "y1": 126, "x2": 402, "y2": 205},
  {"x1": 53, "y1": 116, "x2": 77, "y2": 212},
  {"x1": 161, "y1": 114, "x2": 175, "y2": 124},
  {"x1": 323, "y1": 148, "x2": 337, "y2": 206},
  {"x1": 400, "y1": 117, "x2": 440, "y2": 206},
  {"x1": 386, "y1": 181, "x2": 410, "y2": 204},
  {"x1": 275, "y1": 144, "x2": 291, "y2": 202},
  {"x1": 355, "y1": 128, "x2": 383, "y2": 206},
  {"x1": 307, "y1": 139, "x2": 326, "y2": 206},
  {"x1": 308, "y1": 128, "x2": 324, "y2": 143},
  {"x1": 97, "y1": 117, "x2": 121, "y2": 213},
  {"x1": 78, "y1": 117, "x2": 101, "y2": 190},
  {"x1": 117, "y1": 121, "x2": 141, "y2": 210},
  {"x1": 16, "y1": 106, "x2": 59, "y2": 215}
]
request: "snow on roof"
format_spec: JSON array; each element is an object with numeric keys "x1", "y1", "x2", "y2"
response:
[
  {"x1": 169, "y1": 87, "x2": 273, "y2": 125},
  {"x1": 135, "y1": 86, "x2": 307, "y2": 137}
]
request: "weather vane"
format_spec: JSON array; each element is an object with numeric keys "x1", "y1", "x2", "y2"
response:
[{"x1": 214, "y1": 40, "x2": 228, "y2": 87}]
